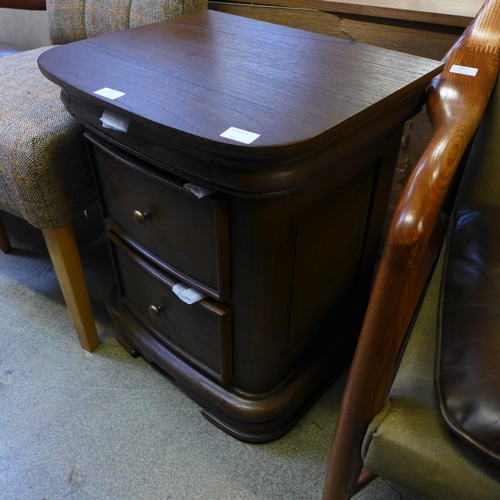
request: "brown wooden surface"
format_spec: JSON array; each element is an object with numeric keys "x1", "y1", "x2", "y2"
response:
[
  {"x1": 86, "y1": 134, "x2": 231, "y2": 301},
  {"x1": 209, "y1": 2, "x2": 461, "y2": 60},
  {"x1": 40, "y1": 11, "x2": 443, "y2": 441},
  {"x1": 0, "y1": 0, "x2": 46, "y2": 9},
  {"x1": 98, "y1": 124, "x2": 406, "y2": 441},
  {"x1": 209, "y1": 0, "x2": 470, "y2": 61},
  {"x1": 109, "y1": 230, "x2": 233, "y2": 384},
  {"x1": 322, "y1": 0, "x2": 500, "y2": 497},
  {"x1": 215, "y1": 0, "x2": 482, "y2": 27},
  {"x1": 39, "y1": 10, "x2": 442, "y2": 195},
  {"x1": 206, "y1": 0, "x2": 461, "y2": 239},
  {"x1": 207, "y1": 0, "x2": 461, "y2": 204}
]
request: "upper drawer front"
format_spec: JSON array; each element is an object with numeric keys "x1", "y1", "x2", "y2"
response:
[
  {"x1": 110, "y1": 231, "x2": 233, "y2": 384},
  {"x1": 85, "y1": 133, "x2": 230, "y2": 301}
]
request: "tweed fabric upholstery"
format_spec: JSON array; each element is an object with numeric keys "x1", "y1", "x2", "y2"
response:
[
  {"x1": 48, "y1": 0, "x2": 208, "y2": 44},
  {"x1": 0, "y1": 47, "x2": 96, "y2": 229},
  {"x1": 47, "y1": 0, "x2": 87, "y2": 44},
  {"x1": 1, "y1": 0, "x2": 207, "y2": 229},
  {"x1": 129, "y1": 0, "x2": 207, "y2": 27},
  {"x1": 84, "y1": 0, "x2": 133, "y2": 40}
]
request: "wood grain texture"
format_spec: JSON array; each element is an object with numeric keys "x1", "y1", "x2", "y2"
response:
[
  {"x1": 0, "y1": 0, "x2": 46, "y2": 9},
  {"x1": 38, "y1": 10, "x2": 442, "y2": 195},
  {"x1": 38, "y1": 9, "x2": 442, "y2": 150},
  {"x1": 40, "y1": 9, "x2": 443, "y2": 441},
  {"x1": 216, "y1": 0, "x2": 482, "y2": 27},
  {"x1": 206, "y1": 2, "x2": 458, "y2": 242},
  {"x1": 322, "y1": 0, "x2": 500, "y2": 498},
  {"x1": 208, "y1": 2, "x2": 461, "y2": 60},
  {"x1": 42, "y1": 226, "x2": 100, "y2": 352},
  {"x1": 86, "y1": 133, "x2": 231, "y2": 301},
  {"x1": 108, "y1": 230, "x2": 233, "y2": 384}
]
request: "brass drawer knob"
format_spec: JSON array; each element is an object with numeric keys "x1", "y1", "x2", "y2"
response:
[
  {"x1": 148, "y1": 304, "x2": 164, "y2": 320},
  {"x1": 133, "y1": 210, "x2": 150, "y2": 228}
]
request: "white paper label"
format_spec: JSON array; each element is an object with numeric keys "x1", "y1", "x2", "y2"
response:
[
  {"x1": 172, "y1": 283, "x2": 207, "y2": 305},
  {"x1": 220, "y1": 127, "x2": 260, "y2": 145},
  {"x1": 94, "y1": 87, "x2": 125, "y2": 99},
  {"x1": 100, "y1": 110, "x2": 129, "y2": 132},
  {"x1": 450, "y1": 65, "x2": 478, "y2": 77},
  {"x1": 184, "y1": 183, "x2": 216, "y2": 199}
]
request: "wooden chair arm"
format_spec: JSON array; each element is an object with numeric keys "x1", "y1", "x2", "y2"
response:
[
  {"x1": 322, "y1": 1, "x2": 500, "y2": 499},
  {"x1": 0, "y1": 0, "x2": 46, "y2": 9}
]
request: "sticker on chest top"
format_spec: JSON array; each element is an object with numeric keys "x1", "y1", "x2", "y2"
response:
[{"x1": 220, "y1": 127, "x2": 260, "y2": 145}]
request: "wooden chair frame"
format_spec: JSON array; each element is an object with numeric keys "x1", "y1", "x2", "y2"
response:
[{"x1": 322, "y1": 0, "x2": 500, "y2": 498}]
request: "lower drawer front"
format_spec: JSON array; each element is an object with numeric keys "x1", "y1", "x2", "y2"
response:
[{"x1": 110, "y1": 232, "x2": 232, "y2": 384}]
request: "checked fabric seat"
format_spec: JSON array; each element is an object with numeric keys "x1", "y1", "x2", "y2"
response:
[{"x1": 0, "y1": 0, "x2": 206, "y2": 351}]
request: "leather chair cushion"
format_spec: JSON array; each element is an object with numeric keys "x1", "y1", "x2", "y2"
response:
[
  {"x1": 0, "y1": 47, "x2": 96, "y2": 229},
  {"x1": 437, "y1": 202, "x2": 500, "y2": 465}
]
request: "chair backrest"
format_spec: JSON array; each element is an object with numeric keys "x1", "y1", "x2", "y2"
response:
[
  {"x1": 458, "y1": 73, "x2": 500, "y2": 208},
  {"x1": 46, "y1": 0, "x2": 207, "y2": 44},
  {"x1": 321, "y1": 0, "x2": 500, "y2": 498}
]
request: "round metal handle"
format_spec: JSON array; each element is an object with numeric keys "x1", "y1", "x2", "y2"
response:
[
  {"x1": 133, "y1": 210, "x2": 150, "y2": 228},
  {"x1": 148, "y1": 304, "x2": 164, "y2": 320}
]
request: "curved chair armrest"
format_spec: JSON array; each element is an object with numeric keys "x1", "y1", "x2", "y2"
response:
[
  {"x1": 322, "y1": 0, "x2": 500, "y2": 499},
  {"x1": 0, "y1": 0, "x2": 46, "y2": 9}
]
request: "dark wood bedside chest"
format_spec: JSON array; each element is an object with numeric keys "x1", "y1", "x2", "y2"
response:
[{"x1": 38, "y1": 10, "x2": 442, "y2": 442}]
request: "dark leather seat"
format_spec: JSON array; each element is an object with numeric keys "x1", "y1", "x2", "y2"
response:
[{"x1": 437, "y1": 201, "x2": 500, "y2": 465}]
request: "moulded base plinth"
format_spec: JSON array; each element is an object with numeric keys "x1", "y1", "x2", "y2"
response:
[{"x1": 107, "y1": 287, "x2": 360, "y2": 443}]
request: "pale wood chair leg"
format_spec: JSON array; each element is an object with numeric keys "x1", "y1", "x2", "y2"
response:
[
  {"x1": 0, "y1": 214, "x2": 12, "y2": 253},
  {"x1": 42, "y1": 225, "x2": 100, "y2": 352}
]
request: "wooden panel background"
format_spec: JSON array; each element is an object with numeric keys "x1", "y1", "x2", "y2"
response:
[{"x1": 208, "y1": 2, "x2": 462, "y2": 59}]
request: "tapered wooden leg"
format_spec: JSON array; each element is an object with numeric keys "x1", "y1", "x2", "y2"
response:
[
  {"x1": 42, "y1": 225, "x2": 100, "y2": 352},
  {"x1": 354, "y1": 469, "x2": 378, "y2": 494},
  {"x1": 0, "y1": 215, "x2": 12, "y2": 253}
]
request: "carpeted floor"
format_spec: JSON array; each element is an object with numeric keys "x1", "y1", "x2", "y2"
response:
[{"x1": 0, "y1": 208, "x2": 426, "y2": 500}]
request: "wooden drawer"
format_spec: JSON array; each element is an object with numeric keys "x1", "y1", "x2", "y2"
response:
[
  {"x1": 85, "y1": 133, "x2": 230, "y2": 301},
  {"x1": 109, "y1": 231, "x2": 233, "y2": 383}
]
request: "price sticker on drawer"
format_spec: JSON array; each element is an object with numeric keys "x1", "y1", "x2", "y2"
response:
[{"x1": 220, "y1": 127, "x2": 260, "y2": 145}]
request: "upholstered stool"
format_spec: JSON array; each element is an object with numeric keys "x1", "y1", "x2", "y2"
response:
[
  {"x1": 0, "y1": 46, "x2": 98, "y2": 350},
  {"x1": 0, "y1": 47, "x2": 95, "y2": 232},
  {"x1": 0, "y1": 0, "x2": 207, "y2": 352}
]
